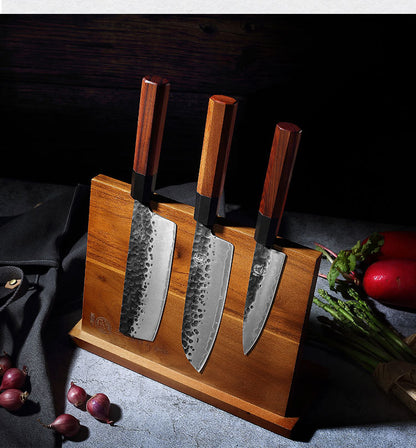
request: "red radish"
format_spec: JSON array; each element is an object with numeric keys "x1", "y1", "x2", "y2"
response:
[
  {"x1": 364, "y1": 231, "x2": 416, "y2": 261},
  {"x1": 363, "y1": 259, "x2": 416, "y2": 308}
]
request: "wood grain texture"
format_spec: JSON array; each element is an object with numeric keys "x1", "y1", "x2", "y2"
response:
[
  {"x1": 70, "y1": 174, "x2": 321, "y2": 436},
  {"x1": 2, "y1": 16, "x2": 414, "y2": 226},
  {"x1": 132, "y1": 75, "x2": 170, "y2": 177},
  {"x1": 1, "y1": 16, "x2": 308, "y2": 91},
  {"x1": 197, "y1": 95, "x2": 238, "y2": 199},
  {"x1": 259, "y1": 123, "x2": 302, "y2": 225}
]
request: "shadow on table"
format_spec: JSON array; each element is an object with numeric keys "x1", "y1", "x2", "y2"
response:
[
  {"x1": 43, "y1": 234, "x2": 89, "y2": 418},
  {"x1": 290, "y1": 339, "x2": 416, "y2": 442},
  {"x1": 65, "y1": 424, "x2": 90, "y2": 443}
]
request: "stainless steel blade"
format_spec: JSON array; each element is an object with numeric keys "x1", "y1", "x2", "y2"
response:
[
  {"x1": 182, "y1": 222, "x2": 234, "y2": 372},
  {"x1": 119, "y1": 201, "x2": 177, "y2": 341},
  {"x1": 243, "y1": 242, "x2": 286, "y2": 355}
]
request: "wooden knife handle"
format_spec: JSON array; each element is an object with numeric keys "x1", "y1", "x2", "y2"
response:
[
  {"x1": 131, "y1": 75, "x2": 170, "y2": 203},
  {"x1": 255, "y1": 122, "x2": 302, "y2": 246},
  {"x1": 195, "y1": 95, "x2": 238, "y2": 226}
]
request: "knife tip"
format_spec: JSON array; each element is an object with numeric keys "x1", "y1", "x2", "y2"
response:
[
  {"x1": 194, "y1": 364, "x2": 205, "y2": 374},
  {"x1": 188, "y1": 355, "x2": 206, "y2": 373},
  {"x1": 243, "y1": 345, "x2": 253, "y2": 356},
  {"x1": 242, "y1": 333, "x2": 256, "y2": 356}
]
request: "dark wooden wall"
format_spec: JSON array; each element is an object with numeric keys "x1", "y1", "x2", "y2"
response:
[{"x1": 1, "y1": 15, "x2": 414, "y2": 225}]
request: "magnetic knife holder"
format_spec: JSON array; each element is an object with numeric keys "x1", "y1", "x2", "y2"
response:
[{"x1": 70, "y1": 174, "x2": 322, "y2": 439}]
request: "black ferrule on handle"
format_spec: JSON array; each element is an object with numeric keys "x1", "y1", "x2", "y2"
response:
[
  {"x1": 131, "y1": 170, "x2": 156, "y2": 205},
  {"x1": 194, "y1": 193, "x2": 219, "y2": 228},
  {"x1": 254, "y1": 212, "x2": 279, "y2": 248}
]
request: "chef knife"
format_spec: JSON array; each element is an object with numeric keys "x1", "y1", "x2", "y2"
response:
[
  {"x1": 119, "y1": 75, "x2": 177, "y2": 341},
  {"x1": 243, "y1": 122, "x2": 302, "y2": 355},
  {"x1": 182, "y1": 95, "x2": 238, "y2": 373}
]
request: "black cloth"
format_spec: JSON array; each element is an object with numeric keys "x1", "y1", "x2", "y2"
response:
[
  {"x1": 0, "y1": 180, "x2": 219, "y2": 447},
  {"x1": 0, "y1": 185, "x2": 89, "y2": 448},
  {"x1": 2, "y1": 179, "x2": 415, "y2": 447}
]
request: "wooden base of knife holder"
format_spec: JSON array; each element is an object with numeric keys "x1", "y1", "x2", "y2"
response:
[{"x1": 70, "y1": 174, "x2": 321, "y2": 439}]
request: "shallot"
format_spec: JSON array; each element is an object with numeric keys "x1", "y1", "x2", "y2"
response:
[
  {"x1": 42, "y1": 413, "x2": 80, "y2": 438},
  {"x1": 86, "y1": 393, "x2": 114, "y2": 424},
  {"x1": 0, "y1": 366, "x2": 28, "y2": 391},
  {"x1": 0, "y1": 352, "x2": 12, "y2": 376},
  {"x1": 67, "y1": 381, "x2": 87, "y2": 408},
  {"x1": 0, "y1": 389, "x2": 29, "y2": 411}
]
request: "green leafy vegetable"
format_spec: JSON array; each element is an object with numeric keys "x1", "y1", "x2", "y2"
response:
[
  {"x1": 312, "y1": 233, "x2": 416, "y2": 415},
  {"x1": 315, "y1": 232, "x2": 384, "y2": 289}
]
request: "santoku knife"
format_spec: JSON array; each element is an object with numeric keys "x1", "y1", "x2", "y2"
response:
[
  {"x1": 182, "y1": 95, "x2": 238, "y2": 373},
  {"x1": 119, "y1": 75, "x2": 177, "y2": 341},
  {"x1": 243, "y1": 122, "x2": 302, "y2": 355}
]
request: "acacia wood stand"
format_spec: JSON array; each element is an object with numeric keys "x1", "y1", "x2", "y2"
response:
[{"x1": 70, "y1": 174, "x2": 321, "y2": 439}]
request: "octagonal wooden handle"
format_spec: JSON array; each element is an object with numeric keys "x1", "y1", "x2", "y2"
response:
[
  {"x1": 255, "y1": 122, "x2": 302, "y2": 246},
  {"x1": 194, "y1": 95, "x2": 238, "y2": 226},
  {"x1": 131, "y1": 75, "x2": 170, "y2": 203}
]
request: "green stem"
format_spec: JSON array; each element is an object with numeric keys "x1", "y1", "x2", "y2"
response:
[
  {"x1": 352, "y1": 293, "x2": 416, "y2": 361},
  {"x1": 327, "y1": 322, "x2": 394, "y2": 363},
  {"x1": 367, "y1": 332, "x2": 407, "y2": 362},
  {"x1": 313, "y1": 333, "x2": 378, "y2": 372},
  {"x1": 317, "y1": 290, "x2": 369, "y2": 334},
  {"x1": 380, "y1": 328, "x2": 416, "y2": 362},
  {"x1": 314, "y1": 243, "x2": 337, "y2": 262},
  {"x1": 313, "y1": 297, "x2": 344, "y2": 321},
  {"x1": 314, "y1": 282, "x2": 416, "y2": 368},
  {"x1": 349, "y1": 333, "x2": 394, "y2": 363}
]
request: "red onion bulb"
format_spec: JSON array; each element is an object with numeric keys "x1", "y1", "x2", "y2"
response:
[
  {"x1": 86, "y1": 393, "x2": 114, "y2": 424},
  {"x1": 67, "y1": 382, "x2": 87, "y2": 408},
  {"x1": 45, "y1": 414, "x2": 80, "y2": 438},
  {"x1": 0, "y1": 366, "x2": 28, "y2": 391},
  {"x1": 0, "y1": 389, "x2": 29, "y2": 411},
  {"x1": 0, "y1": 353, "x2": 12, "y2": 376}
]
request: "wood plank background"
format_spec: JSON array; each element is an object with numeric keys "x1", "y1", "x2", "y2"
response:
[{"x1": 1, "y1": 15, "x2": 414, "y2": 225}]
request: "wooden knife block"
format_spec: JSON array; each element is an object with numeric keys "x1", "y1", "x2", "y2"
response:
[{"x1": 70, "y1": 174, "x2": 321, "y2": 438}]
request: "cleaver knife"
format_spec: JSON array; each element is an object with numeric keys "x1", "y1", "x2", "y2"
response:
[
  {"x1": 119, "y1": 75, "x2": 177, "y2": 341},
  {"x1": 182, "y1": 95, "x2": 238, "y2": 373},
  {"x1": 243, "y1": 122, "x2": 302, "y2": 355}
]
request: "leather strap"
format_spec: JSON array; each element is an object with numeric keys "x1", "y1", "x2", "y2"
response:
[{"x1": 0, "y1": 266, "x2": 28, "y2": 312}]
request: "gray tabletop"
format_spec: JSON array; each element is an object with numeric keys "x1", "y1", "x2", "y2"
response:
[{"x1": 1, "y1": 178, "x2": 415, "y2": 447}]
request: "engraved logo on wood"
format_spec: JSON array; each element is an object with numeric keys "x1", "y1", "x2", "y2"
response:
[{"x1": 90, "y1": 313, "x2": 112, "y2": 334}]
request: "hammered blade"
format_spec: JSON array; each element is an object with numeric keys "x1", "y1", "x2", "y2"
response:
[
  {"x1": 243, "y1": 243, "x2": 286, "y2": 355},
  {"x1": 182, "y1": 222, "x2": 234, "y2": 372},
  {"x1": 119, "y1": 201, "x2": 177, "y2": 341}
]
